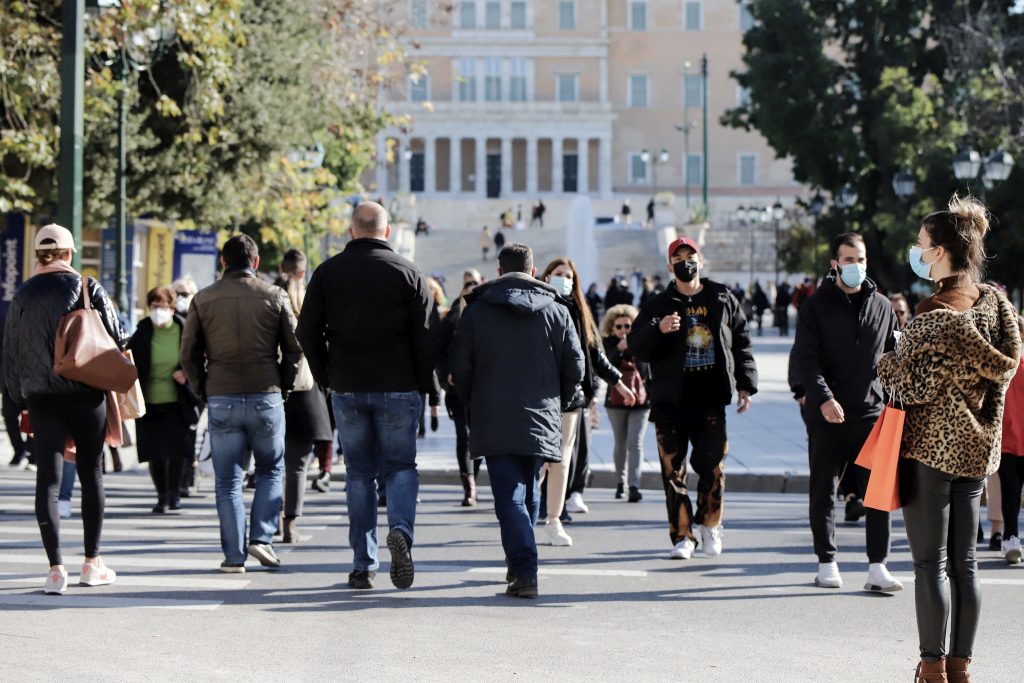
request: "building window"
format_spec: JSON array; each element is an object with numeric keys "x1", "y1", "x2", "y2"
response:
[
  {"x1": 630, "y1": 154, "x2": 649, "y2": 184},
  {"x1": 510, "y1": 0, "x2": 527, "y2": 28},
  {"x1": 629, "y1": 1, "x2": 647, "y2": 30},
  {"x1": 686, "y1": 154, "x2": 702, "y2": 187},
  {"x1": 509, "y1": 58, "x2": 528, "y2": 101},
  {"x1": 457, "y1": 59, "x2": 477, "y2": 101},
  {"x1": 684, "y1": 1, "x2": 702, "y2": 30},
  {"x1": 736, "y1": 85, "x2": 751, "y2": 108},
  {"x1": 739, "y1": 1, "x2": 755, "y2": 31},
  {"x1": 410, "y1": 0, "x2": 428, "y2": 29},
  {"x1": 628, "y1": 74, "x2": 649, "y2": 108},
  {"x1": 409, "y1": 73, "x2": 430, "y2": 102},
  {"x1": 739, "y1": 153, "x2": 758, "y2": 186},
  {"x1": 556, "y1": 73, "x2": 579, "y2": 102},
  {"x1": 485, "y1": 1, "x2": 501, "y2": 29},
  {"x1": 484, "y1": 58, "x2": 502, "y2": 101},
  {"x1": 459, "y1": 1, "x2": 476, "y2": 29},
  {"x1": 684, "y1": 74, "x2": 703, "y2": 108},
  {"x1": 410, "y1": 152, "x2": 425, "y2": 192},
  {"x1": 558, "y1": 0, "x2": 575, "y2": 30}
]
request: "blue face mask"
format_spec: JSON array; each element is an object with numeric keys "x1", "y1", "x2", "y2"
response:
[
  {"x1": 549, "y1": 275, "x2": 573, "y2": 298},
  {"x1": 909, "y1": 246, "x2": 936, "y2": 281},
  {"x1": 838, "y1": 263, "x2": 867, "y2": 288}
]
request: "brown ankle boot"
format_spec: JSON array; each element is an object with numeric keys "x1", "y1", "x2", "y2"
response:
[
  {"x1": 460, "y1": 474, "x2": 475, "y2": 507},
  {"x1": 946, "y1": 657, "x2": 970, "y2": 682},
  {"x1": 281, "y1": 516, "x2": 299, "y2": 544},
  {"x1": 915, "y1": 658, "x2": 947, "y2": 682}
]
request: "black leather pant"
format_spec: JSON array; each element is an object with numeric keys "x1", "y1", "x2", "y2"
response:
[{"x1": 900, "y1": 458, "x2": 984, "y2": 661}]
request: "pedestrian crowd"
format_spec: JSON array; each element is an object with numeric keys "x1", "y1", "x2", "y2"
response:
[{"x1": 2, "y1": 196, "x2": 1022, "y2": 682}]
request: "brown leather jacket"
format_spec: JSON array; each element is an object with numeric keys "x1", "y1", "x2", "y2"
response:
[{"x1": 180, "y1": 269, "x2": 302, "y2": 399}]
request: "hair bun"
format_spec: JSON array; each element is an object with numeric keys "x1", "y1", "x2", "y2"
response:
[{"x1": 948, "y1": 193, "x2": 990, "y2": 238}]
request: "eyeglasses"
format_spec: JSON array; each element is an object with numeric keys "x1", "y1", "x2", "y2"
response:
[{"x1": 614, "y1": 323, "x2": 632, "y2": 330}]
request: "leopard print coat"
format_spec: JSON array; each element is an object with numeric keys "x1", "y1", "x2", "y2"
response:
[{"x1": 876, "y1": 284, "x2": 1021, "y2": 478}]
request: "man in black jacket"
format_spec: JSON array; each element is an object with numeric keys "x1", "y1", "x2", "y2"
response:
[
  {"x1": 450, "y1": 243, "x2": 585, "y2": 598},
  {"x1": 296, "y1": 202, "x2": 437, "y2": 591},
  {"x1": 791, "y1": 232, "x2": 901, "y2": 593},
  {"x1": 629, "y1": 237, "x2": 757, "y2": 560}
]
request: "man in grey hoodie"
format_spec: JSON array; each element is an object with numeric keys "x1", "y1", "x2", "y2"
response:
[{"x1": 450, "y1": 243, "x2": 585, "y2": 598}]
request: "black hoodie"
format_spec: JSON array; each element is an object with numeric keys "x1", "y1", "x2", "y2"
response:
[{"x1": 791, "y1": 272, "x2": 898, "y2": 423}]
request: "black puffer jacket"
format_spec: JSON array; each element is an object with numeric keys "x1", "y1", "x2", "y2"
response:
[
  {"x1": 3, "y1": 272, "x2": 128, "y2": 404},
  {"x1": 450, "y1": 273, "x2": 585, "y2": 462},
  {"x1": 559, "y1": 297, "x2": 621, "y2": 409}
]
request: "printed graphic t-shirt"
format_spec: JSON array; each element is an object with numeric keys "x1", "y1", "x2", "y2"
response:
[{"x1": 679, "y1": 286, "x2": 718, "y2": 407}]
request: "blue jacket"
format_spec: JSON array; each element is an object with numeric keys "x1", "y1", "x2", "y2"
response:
[{"x1": 450, "y1": 273, "x2": 585, "y2": 461}]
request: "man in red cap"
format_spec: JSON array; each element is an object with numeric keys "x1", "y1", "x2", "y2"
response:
[{"x1": 628, "y1": 237, "x2": 758, "y2": 559}]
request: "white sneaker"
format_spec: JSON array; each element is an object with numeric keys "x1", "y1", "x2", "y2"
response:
[
  {"x1": 815, "y1": 561, "x2": 842, "y2": 588},
  {"x1": 864, "y1": 562, "x2": 903, "y2": 593},
  {"x1": 43, "y1": 567, "x2": 68, "y2": 595},
  {"x1": 542, "y1": 520, "x2": 573, "y2": 547},
  {"x1": 79, "y1": 561, "x2": 116, "y2": 587},
  {"x1": 57, "y1": 500, "x2": 71, "y2": 519},
  {"x1": 1003, "y1": 536, "x2": 1022, "y2": 565},
  {"x1": 668, "y1": 538, "x2": 695, "y2": 560},
  {"x1": 565, "y1": 492, "x2": 589, "y2": 514},
  {"x1": 699, "y1": 524, "x2": 723, "y2": 557}
]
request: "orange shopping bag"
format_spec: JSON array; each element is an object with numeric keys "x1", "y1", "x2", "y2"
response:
[{"x1": 853, "y1": 404, "x2": 905, "y2": 511}]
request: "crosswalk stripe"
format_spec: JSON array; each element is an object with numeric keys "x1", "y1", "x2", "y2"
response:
[
  {"x1": 467, "y1": 566, "x2": 649, "y2": 578},
  {"x1": 0, "y1": 572, "x2": 250, "y2": 590},
  {"x1": 0, "y1": 593, "x2": 222, "y2": 610},
  {"x1": 896, "y1": 574, "x2": 1024, "y2": 587}
]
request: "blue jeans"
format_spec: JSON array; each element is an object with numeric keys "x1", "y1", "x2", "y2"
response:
[
  {"x1": 486, "y1": 454, "x2": 544, "y2": 581},
  {"x1": 208, "y1": 393, "x2": 285, "y2": 564},
  {"x1": 332, "y1": 391, "x2": 421, "y2": 572},
  {"x1": 58, "y1": 459, "x2": 76, "y2": 502}
]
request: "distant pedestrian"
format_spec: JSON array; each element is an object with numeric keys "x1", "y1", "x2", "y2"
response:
[
  {"x1": 877, "y1": 197, "x2": 1020, "y2": 683},
  {"x1": 493, "y1": 228, "x2": 506, "y2": 252},
  {"x1": 997, "y1": 316, "x2": 1024, "y2": 565},
  {"x1": 751, "y1": 282, "x2": 770, "y2": 335},
  {"x1": 646, "y1": 197, "x2": 655, "y2": 227},
  {"x1": 181, "y1": 234, "x2": 302, "y2": 573},
  {"x1": 171, "y1": 275, "x2": 201, "y2": 497},
  {"x1": 629, "y1": 237, "x2": 757, "y2": 560},
  {"x1": 791, "y1": 232, "x2": 900, "y2": 593},
  {"x1": 450, "y1": 243, "x2": 585, "y2": 597},
  {"x1": 296, "y1": 202, "x2": 437, "y2": 590},
  {"x1": 480, "y1": 226, "x2": 493, "y2": 261},
  {"x1": 621, "y1": 199, "x2": 632, "y2": 225},
  {"x1": 530, "y1": 200, "x2": 546, "y2": 228},
  {"x1": 774, "y1": 281, "x2": 791, "y2": 336},
  {"x1": 889, "y1": 293, "x2": 911, "y2": 331},
  {"x1": 585, "y1": 283, "x2": 603, "y2": 322},
  {"x1": 3, "y1": 224, "x2": 128, "y2": 594}
]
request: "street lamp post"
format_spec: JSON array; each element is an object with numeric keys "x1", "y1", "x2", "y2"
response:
[
  {"x1": 640, "y1": 148, "x2": 670, "y2": 197},
  {"x1": 771, "y1": 200, "x2": 784, "y2": 287},
  {"x1": 701, "y1": 55, "x2": 709, "y2": 210},
  {"x1": 58, "y1": 0, "x2": 86, "y2": 269},
  {"x1": 953, "y1": 147, "x2": 1015, "y2": 196},
  {"x1": 809, "y1": 192, "x2": 825, "y2": 273},
  {"x1": 674, "y1": 121, "x2": 696, "y2": 210}
]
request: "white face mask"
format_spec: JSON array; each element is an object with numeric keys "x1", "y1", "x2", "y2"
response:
[
  {"x1": 175, "y1": 296, "x2": 192, "y2": 314},
  {"x1": 151, "y1": 308, "x2": 173, "y2": 328},
  {"x1": 549, "y1": 275, "x2": 573, "y2": 298}
]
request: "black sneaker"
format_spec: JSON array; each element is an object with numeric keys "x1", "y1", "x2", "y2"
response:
[
  {"x1": 615, "y1": 483, "x2": 625, "y2": 500},
  {"x1": 506, "y1": 576, "x2": 538, "y2": 598},
  {"x1": 989, "y1": 531, "x2": 1003, "y2": 552},
  {"x1": 377, "y1": 495, "x2": 387, "y2": 508},
  {"x1": 347, "y1": 569, "x2": 376, "y2": 589},
  {"x1": 628, "y1": 486, "x2": 643, "y2": 503},
  {"x1": 152, "y1": 503, "x2": 166, "y2": 514},
  {"x1": 168, "y1": 499, "x2": 181, "y2": 511},
  {"x1": 247, "y1": 542, "x2": 281, "y2": 569},
  {"x1": 844, "y1": 497, "x2": 865, "y2": 523},
  {"x1": 387, "y1": 528, "x2": 415, "y2": 589},
  {"x1": 559, "y1": 510, "x2": 573, "y2": 524}
]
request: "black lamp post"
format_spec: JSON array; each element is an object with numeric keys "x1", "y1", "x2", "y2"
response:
[
  {"x1": 809, "y1": 192, "x2": 825, "y2": 273},
  {"x1": 771, "y1": 200, "x2": 784, "y2": 286}
]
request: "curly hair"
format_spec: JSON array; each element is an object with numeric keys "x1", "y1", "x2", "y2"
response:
[{"x1": 599, "y1": 304, "x2": 640, "y2": 337}]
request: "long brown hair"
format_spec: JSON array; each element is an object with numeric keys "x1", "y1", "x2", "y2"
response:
[
  {"x1": 540, "y1": 256, "x2": 597, "y2": 347},
  {"x1": 921, "y1": 194, "x2": 990, "y2": 282}
]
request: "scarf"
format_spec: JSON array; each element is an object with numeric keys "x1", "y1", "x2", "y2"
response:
[{"x1": 33, "y1": 258, "x2": 79, "y2": 277}]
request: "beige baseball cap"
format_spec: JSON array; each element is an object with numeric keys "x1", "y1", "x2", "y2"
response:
[{"x1": 34, "y1": 223, "x2": 77, "y2": 252}]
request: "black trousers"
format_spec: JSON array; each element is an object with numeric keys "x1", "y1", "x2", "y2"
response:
[
  {"x1": 807, "y1": 418, "x2": 891, "y2": 563},
  {"x1": 3, "y1": 389, "x2": 31, "y2": 460},
  {"x1": 136, "y1": 403, "x2": 193, "y2": 506},
  {"x1": 28, "y1": 392, "x2": 107, "y2": 566},
  {"x1": 567, "y1": 408, "x2": 592, "y2": 495},
  {"x1": 998, "y1": 454, "x2": 1024, "y2": 538},
  {"x1": 284, "y1": 436, "x2": 313, "y2": 517},
  {"x1": 900, "y1": 458, "x2": 984, "y2": 661},
  {"x1": 448, "y1": 395, "x2": 477, "y2": 477}
]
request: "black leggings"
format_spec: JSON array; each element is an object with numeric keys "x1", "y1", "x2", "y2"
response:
[
  {"x1": 998, "y1": 454, "x2": 1024, "y2": 538},
  {"x1": 28, "y1": 392, "x2": 107, "y2": 567},
  {"x1": 899, "y1": 458, "x2": 984, "y2": 661}
]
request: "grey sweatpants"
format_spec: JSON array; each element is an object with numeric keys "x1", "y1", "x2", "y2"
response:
[{"x1": 607, "y1": 407, "x2": 650, "y2": 489}]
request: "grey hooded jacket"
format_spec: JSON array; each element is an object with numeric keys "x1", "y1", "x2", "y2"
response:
[{"x1": 450, "y1": 273, "x2": 585, "y2": 462}]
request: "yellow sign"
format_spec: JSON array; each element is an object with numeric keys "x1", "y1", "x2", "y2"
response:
[{"x1": 146, "y1": 225, "x2": 174, "y2": 291}]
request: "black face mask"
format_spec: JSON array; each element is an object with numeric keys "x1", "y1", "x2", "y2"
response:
[{"x1": 673, "y1": 260, "x2": 698, "y2": 283}]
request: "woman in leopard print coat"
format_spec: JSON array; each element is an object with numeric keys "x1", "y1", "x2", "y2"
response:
[{"x1": 876, "y1": 196, "x2": 1021, "y2": 683}]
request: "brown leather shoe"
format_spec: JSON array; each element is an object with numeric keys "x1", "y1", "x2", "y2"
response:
[
  {"x1": 946, "y1": 656, "x2": 970, "y2": 682},
  {"x1": 460, "y1": 474, "x2": 477, "y2": 507},
  {"x1": 915, "y1": 658, "x2": 947, "y2": 682},
  {"x1": 281, "y1": 516, "x2": 299, "y2": 544}
]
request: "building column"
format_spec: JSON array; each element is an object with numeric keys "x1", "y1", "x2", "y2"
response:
[
  {"x1": 424, "y1": 136, "x2": 436, "y2": 194},
  {"x1": 475, "y1": 136, "x2": 487, "y2": 197},
  {"x1": 526, "y1": 137, "x2": 538, "y2": 196},
  {"x1": 599, "y1": 135, "x2": 612, "y2": 197},
  {"x1": 500, "y1": 137, "x2": 512, "y2": 197},
  {"x1": 578, "y1": 138, "x2": 589, "y2": 194},
  {"x1": 375, "y1": 133, "x2": 387, "y2": 193},
  {"x1": 398, "y1": 141, "x2": 411, "y2": 194},
  {"x1": 552, "y1": 137, "x2": 563, "y2": 194},
  {"x1": 450, "y1": 136, "x2": 461, "y2": 194}
]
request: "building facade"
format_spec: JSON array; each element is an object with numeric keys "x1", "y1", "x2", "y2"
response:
[{"x1": 372, "y1": 0, "x2": 799, "y2": 226}]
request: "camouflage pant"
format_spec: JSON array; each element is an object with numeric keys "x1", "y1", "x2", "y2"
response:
[{"x1": 654, "y1": 410, "x2": 728, "y2": 545}]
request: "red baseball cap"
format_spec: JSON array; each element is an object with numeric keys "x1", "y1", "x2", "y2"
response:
[{"x1": 667, "y1": 237, "x2": 701, "y2": 260}]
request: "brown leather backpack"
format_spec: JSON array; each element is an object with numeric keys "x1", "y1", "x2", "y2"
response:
[{"x1": 53, "y1": 277, "x2": 137, "y2": 392}]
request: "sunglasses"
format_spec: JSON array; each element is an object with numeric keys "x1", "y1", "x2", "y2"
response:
[{"x1": 614, "y1": 323, "x2": 632, "y2": 330}]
